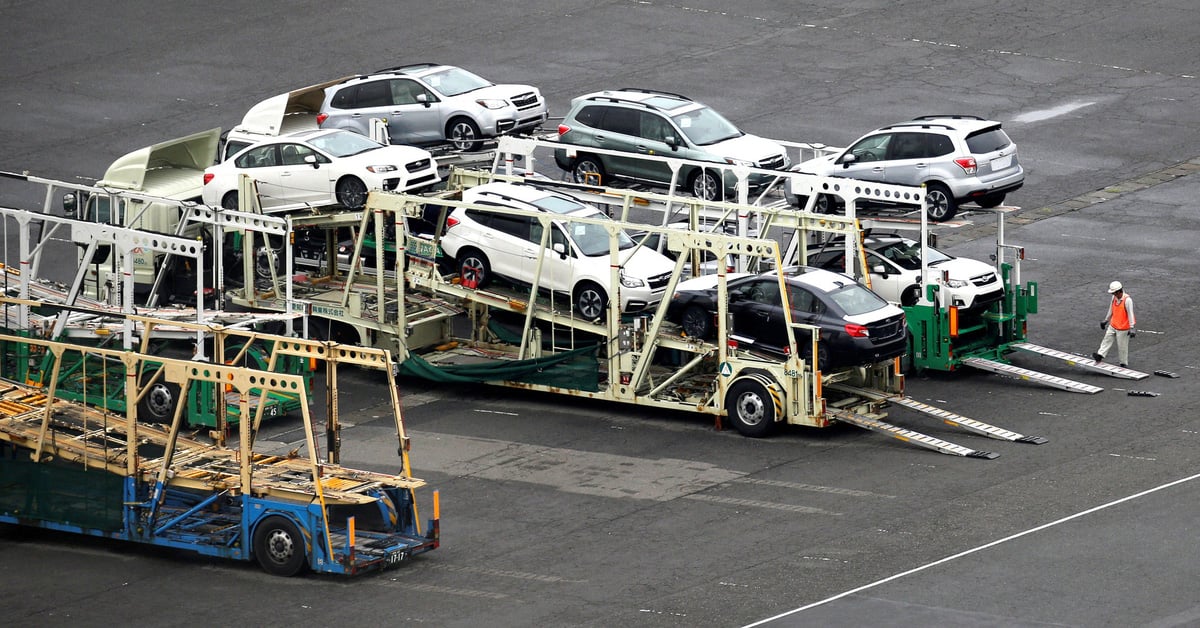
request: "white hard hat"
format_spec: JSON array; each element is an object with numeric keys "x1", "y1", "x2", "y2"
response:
[{"x1": 1108, "y1": 281, "x2": 1123, "y2": 293}]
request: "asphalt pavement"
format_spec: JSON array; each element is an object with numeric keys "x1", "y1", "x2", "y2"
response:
[{"x1": 2, "y1": 2, "x2": 1199, "y2": 627}]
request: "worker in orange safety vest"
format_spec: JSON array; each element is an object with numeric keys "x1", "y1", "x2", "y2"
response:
[{"x1": 1093, "y1": 280, "x2": 1136, "y2": 367}]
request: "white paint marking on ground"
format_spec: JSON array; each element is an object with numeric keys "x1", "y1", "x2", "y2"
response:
[
  {"x1": 423, "y1": 563, "x2": 587, "y2": 583},
  {"x1": 742, "y1": 470, "x2": 1200, "y2": 628},
  {"x1": 473, "y1": 409, "x2": 519, "y2": 416},
  {"x1": 1012, "y1": 101, "x2": 1096, "y2": 123},
  {"x1": 1108, "y1": 453, "x2": 1157, "y2": 461},
  {"x1": 731, "y1": 477, "x2": 895, "y2": 499},
  {"x1": 684, "y1": 494, "x2": 841, "y2": 516}
]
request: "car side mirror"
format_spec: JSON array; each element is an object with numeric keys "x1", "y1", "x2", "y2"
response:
[
  {"x1": 62, "y1": 192, "x2": 81, "y2": 216},
  {"x1": 552, "y1": 242, "x2": 567, "y2": 258},
  {"x1": 417, "y1": 93, "x2": 431, "y2": 108},
  {"x1": 729, "y1": 288, "x2": 746, "y2": 301},
  {"x1": 304, "y1": 154, "x2": 319, "y2": 168},
  {"x1": 665, "y1": 135, "x2": 679, "y2": 150},
  {"x1": 870, "y1": 263, "x2": 888, "y2": 278},
  {"x1": 840, "y1": 153, "x2": 858, "y2": 168}
]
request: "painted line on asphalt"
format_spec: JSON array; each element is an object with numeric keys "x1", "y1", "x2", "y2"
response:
[
  {"x1": 684, "y1": 494, "x2": 841, "y2": 516},
  {"x1": 742, "y1": 470, "x2": 1200, "y2": 627}
]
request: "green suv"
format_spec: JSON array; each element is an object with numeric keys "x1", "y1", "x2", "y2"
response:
[{"x1": 554, "y1": 89, "x2": 789, "y2": 201}]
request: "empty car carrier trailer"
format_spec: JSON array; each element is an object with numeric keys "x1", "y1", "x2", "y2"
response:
[{"x1": 226, "y1": 163, "x2": 1046, "y2": 458}]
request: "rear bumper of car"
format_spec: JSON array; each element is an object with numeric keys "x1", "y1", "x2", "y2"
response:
[{"x1": 953, "y1": 168, "x2": 1025, "y2": 202}]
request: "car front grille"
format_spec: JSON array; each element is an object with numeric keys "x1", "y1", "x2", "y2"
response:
[
  {"x1": 511, "y1": 92, "x2": 541, "y2": 110},
  {"x1": 971, "y1": 272, "x2": 998, "y2": 287},
  {"x1": 497, "y1": 120, "x2": 516, "y2": 133},
  {"x1": 406, "y1": 158, "x2": 433, "y2": 173},
  {"x1": 757, "y1": 154, "x2": 787, "y2": 171},
  {"x1": 647, "y1": 272, "x2": 673, "y2": 290},
  {"x1": 868, "y1": 314, "x2": 906, "y2": 343}
]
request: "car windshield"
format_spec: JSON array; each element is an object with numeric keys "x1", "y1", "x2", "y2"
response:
[
  {"x1": 827, "y1": 283, "x2": 890, "y2": 316},
  {"x1": 421, "y1": 67, "x2": 492, "y2": 97},
  {"x1": 873, "y1": 239, "x2": 952, "y2": 270},
  {"x1": 308, "y1": 131, "x2": 383, "y2": 157},
  {"x1": 530, "y1": 195, "x2": 590, "y2": 215},
  {"x1": 566, "y1": 217, "x2": 636, "y2": 256},
  {"x1": 672, "y1": 106, "x2": 742, "y2": 146}
]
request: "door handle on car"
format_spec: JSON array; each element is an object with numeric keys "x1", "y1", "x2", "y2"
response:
[{"x1": 635, "y1": 145, "x2": 649, "y2": 152}]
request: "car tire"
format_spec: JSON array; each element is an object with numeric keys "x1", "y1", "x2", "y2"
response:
[
  {"x1": 975, "y1": 193, "x2": 1005, "y2": 208},
  {"x1": 901, "y1": 284, "x2": 921, "y2": 306},
  {"x1": 924, "y1": 183, "x2": 958, "y2": 222},
  {"x1": 681, "y1": 305, "x2": 713, "y2": 339},
  {"x1": 689, "y1": 169, "x2": 722, "y2": 202},
  {"x1": 814, "y1": 194, "x2": 839, "y2": 214},
  {"x1": 571, "y1": 155, "x2": 606, "y2": 186},
  {"x1": 448, "y1": 117, "x2": 483, "y2": 152},
  {"x1": 457, "y1": 248, "x2": 491, "y2": 289},
  {"x1": 221, "y1": 191, "x2": 239, "y2": 211},
  {"x1": 335, "y1": 176, "x2": 368, "y2": 209},
  {"x1": 253, "y1": 515, "x2": 307, "y2": 577},
  {"x1": 725, "y1": 377, "x2": 777, "y2": 438},
  {"x1": 574, "y1": 281, "x2": 607, "y2": 320}
]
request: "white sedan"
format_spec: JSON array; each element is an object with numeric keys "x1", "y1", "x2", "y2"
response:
[{"x1": 202, "y1": 128, "x2": 439, "y2": 212}]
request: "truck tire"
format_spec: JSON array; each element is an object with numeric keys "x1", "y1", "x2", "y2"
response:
[
  {"x1": 138, "y1": 372, "x2": 181, "y2": 425},
  {"x1": 725, "y1": 377, "x2": 778, "y2": 438},
  {"x1": 253, "y1": 515, "x2": 307, "y2": 577}
]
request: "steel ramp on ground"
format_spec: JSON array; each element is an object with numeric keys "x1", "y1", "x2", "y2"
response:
[
  {"x1": 826, "y1": 408, "x2": 998, "y2": 459},
  {"x1": 1010, "y1": 342, "x2": 1150, "y2": 380},
  {"x1": 830, "y1": 383, "x2": 1048, "y2": 444},
  {"x1": 960, "y1": 357, "x2": 1104, "y2": 394}
]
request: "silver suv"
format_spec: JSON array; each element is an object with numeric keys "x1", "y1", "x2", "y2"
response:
[
  {"x1": 785, "y1": 115, "x2": 1024, "y2": 221},
  {"x1": 317, "y1": 63, "x2": 549, "y2": 151},
  {"x1": 554, "y1": 89, "x2": 789, "y2": 201}
]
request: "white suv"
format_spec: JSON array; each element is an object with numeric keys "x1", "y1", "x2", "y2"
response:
[
  {"x1": 807, "y1": 233, "x2": 1003, "y2": 310},
  {"x1": 439, "y1": 182, "x2": 676, "y2": 319},
  {"x1": 786, "y1": 115, "x2": 1023, "y2": 221}
]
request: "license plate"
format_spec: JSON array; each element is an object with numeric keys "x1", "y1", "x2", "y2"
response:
[
  {"x1": 387, "y1": 550, "x2": 408, "y2": 565},
  {"x1": 991, "y1": 153, "x2": 1012, "y2": 171}
]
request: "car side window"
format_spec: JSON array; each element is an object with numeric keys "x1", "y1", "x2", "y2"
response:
[
  {"x1": 788, "y1": 286, "x2": 822, "y2": 315},
  {"x1": 847, "y1": 134, "x2": 890, "y2": 162},
  {"x1": 389, "y1": 79, "x2": 424, "y2": 106},
  {"x1": 888, "y1": 132, "x2": 926, "y2": 160},
  {"x1": 329, "y1": 86, "x2": 355, "y2": 109},
  {"x1": 601, "y1": 107, "x2": 640, "y2": 136},
  {"x1": 573, "y1": 105, "x2": 604, "y2": 129},
  {"x1": 279, "y1": 143, "x2": 316, "y2": 166},
  {"x1": 747, "y1": 279, "x2": 781, "y2": 306},
  {"x1": 639, "y1": 112, "x2": 672, "y2": 143},
  {"x1": 235, "y1": 145, "x2": 279, "y2": 169},
  {"x1": 489, "y1": 213, "x2": 532, "y2": 240},
  {"x1": 927, "y1": 133, "x2": 954, "y2": 157},
  {"x1": 355, "y1": 80, "x2": 391, "y2": 108}
]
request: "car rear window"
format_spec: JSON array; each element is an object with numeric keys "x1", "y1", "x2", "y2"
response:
[
  {"x1": 965, "y1": 127, "x2": 1012, "y2": 154},
  {"x1": 828, "y1": 283, "x2": 889, "y2": 316}
]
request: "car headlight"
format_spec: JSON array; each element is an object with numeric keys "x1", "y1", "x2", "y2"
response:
[
  {"x1": 619, "y1": 271, "x2": 646, "y2": 288},
  {"x1": 943, "y1": 278, "x2": 969, "y2": 289},
  {"x1": 476, "y1": 98, "x2": 507, "y2": 110},
  {"x1": 725, "y1": 158, "x2": 754, "y2": 167},
  {"x1": 366, "y1": 165, "x2": 398, "y2": 173}
]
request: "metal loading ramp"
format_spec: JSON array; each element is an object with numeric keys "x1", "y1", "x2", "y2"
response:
[
  {"x1": 960, "y1": 357, "x2": 1104, "y2": 394},
  {"x1": 1010, "y1": 342, "x2": 1150, "y2": 380},
  {"x1": 825, "y1": 408, "x2": 998, "y2": 459}
]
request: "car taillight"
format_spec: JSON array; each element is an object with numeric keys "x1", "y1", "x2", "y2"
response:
[
  {"x1": 316, "y1": 113, "x2": 329, "y2": 126},
  {"x1": 445, "y1": 216, "x2": 460, "y2": 228},
  {"x1": 203, "y1": 173, "x2": 214, "y2": 185},
  {"x1": 845, "y1": 323, "x2": 869, "y2": 338},
  {"x1": 557, "y1": 124, "x2": 571, "y2": 137},
  {"x1": 954, "y1": 157, "x2": 977, "y2": 175}
]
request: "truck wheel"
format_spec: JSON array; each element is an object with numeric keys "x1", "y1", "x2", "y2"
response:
[
  {"x1": 689, "y1": 169, "x2": 722, "y2": 201},
  {"x1": 253, "y1": 515, "x2": 307, "y2": 577},
  {"x1": 574, "y1": 282, "x2": 607, "y2": 320},
  {"x1": 458, "y1": 248, "x2": 491, "y2": 289},
  {"x1": 725, "y1": 378, "x2": 777, "y2": 438},
  {"x1": 336, "y1": 176, "x2": 368, "y2": 209},
  {"x1": 571, "y1": 155, "x2": 606, "y2": 186},
  {"x1": 138, "y1": 372, "x2": 181, "y2": 425},
  {"x1": 681, "y1": 305, "x2": 713, "y2": 338},
  {"x1": 924, "y1": 183, "x2": 958, "y2": 221},
  {"x1": 448, "y1": 117, "x2": 483, "y2": 151}
]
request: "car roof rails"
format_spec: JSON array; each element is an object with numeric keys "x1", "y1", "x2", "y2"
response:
[
  {"x1": 374, "y1": 62, "x2": 442, "y2": 74},
  {"x1": 911, "y1": 114, "x2": 986, "y2": 121},
  {"x1": 616, "y1": 87, "x2": 692, "y2": 101}
]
